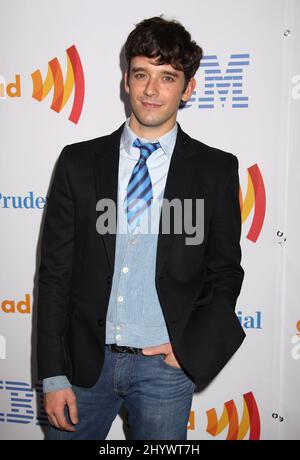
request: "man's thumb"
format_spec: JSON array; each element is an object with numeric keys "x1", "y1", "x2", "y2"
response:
[{"x1": 142, "y1": 347, "x2": 156, "y2": 355}]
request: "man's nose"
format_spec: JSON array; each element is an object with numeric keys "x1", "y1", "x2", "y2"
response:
[{"x1": 144, "y1": 78, "x2": 159, "y2": 96}]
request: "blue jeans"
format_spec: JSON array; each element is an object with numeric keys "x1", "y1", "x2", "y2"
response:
[{"x1": 45, "y1": 345, "x2": 196, "y2": 440}]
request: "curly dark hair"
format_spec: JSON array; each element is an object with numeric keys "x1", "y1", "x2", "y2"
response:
[{"x1": 124, "y1": 15, "x2": 203, "y2": 92}]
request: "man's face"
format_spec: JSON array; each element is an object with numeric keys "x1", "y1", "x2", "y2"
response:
[{"x1": 124, "y1": 56, "x2": 195, "y2": 133}]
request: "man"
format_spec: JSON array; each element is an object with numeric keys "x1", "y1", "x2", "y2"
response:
[{"x1": 37, "y1": 16, "x2": 245, "y2": 440}]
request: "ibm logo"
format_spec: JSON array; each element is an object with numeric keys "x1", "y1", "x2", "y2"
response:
[
  {"x1": 184, "y1": 53, "x2": 250, "y2": 109},
  {"x1": 0, "y1": 381, "x2": 48, "y2": 426}
]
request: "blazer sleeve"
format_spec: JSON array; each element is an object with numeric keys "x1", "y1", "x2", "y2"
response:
[
  {"x1": 205, "y1": 154, "x2": 244, "y2": 304},
  {"x1": 180, "y1": 154, "x2": 245, "y2": 386},
  {"x1": 37, "y1": 145, "x2": 74, "y2": 380}
]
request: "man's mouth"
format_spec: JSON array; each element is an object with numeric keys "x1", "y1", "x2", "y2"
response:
[{"x1": 141, "y1": 101, "x2": 162, "y2": 108}]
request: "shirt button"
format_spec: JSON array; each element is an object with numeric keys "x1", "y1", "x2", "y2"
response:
[
  {"x1": 116, "y1": 334, "x2": 121, "y2": 341},
  {"x1": 122, "y1": 267, "x2": 129, "y2": 273},
  {"x1": 117, "y1": 295, "x2": 124, "y2": 302},
  {"x1": 116, "y1": 325, "x2": 121, "y2": 330}
]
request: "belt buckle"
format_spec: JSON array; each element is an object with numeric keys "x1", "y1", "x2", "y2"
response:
[
  {"x1": 116, "y1": 345, "x2": 128, "y2": 353},
  {"x1": 110, "y1": 344, "x2": 130, "y2": 354},
  {"x1": 106, "y1": 343, "x2": 143, "y2": 355}
]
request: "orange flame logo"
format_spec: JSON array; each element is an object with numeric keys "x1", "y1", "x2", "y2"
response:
[
  {"x1": 240, "y1": 164, "x2": 266, "y2": 242},
  {"x1": 206, "y1": 391, "x2": 261, "y2": 440},
  {"x1": 31, "y1": 45, "x2": 84, "y2": 124}
]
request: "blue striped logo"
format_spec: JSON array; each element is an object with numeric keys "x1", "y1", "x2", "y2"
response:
[
  {"x1": 0, "y1": 380, "x2": 48, "y2": 426},
  {"x1": 182, "y1": 53, "x2": 250, "y2": 109}
]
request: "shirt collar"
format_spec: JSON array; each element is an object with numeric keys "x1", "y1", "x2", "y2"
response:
[{"x1": 121, "y1": 116, "x2": 178, "y2": 159}]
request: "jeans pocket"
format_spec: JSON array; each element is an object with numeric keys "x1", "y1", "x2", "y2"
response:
[
  {"x1": 158, "y1": 354, "x2": 184, "y2": 371},
  {"x1": 157, "y1": 355, "x2": 196, "y2": 392}
]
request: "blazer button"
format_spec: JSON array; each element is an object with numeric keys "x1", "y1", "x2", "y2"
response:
[
  {"x1": 97, "y1": 320, "x2": 103, "y2": 327},
  {"x1": 107, "y1": 276, "x2": 112, "y2": 284}
]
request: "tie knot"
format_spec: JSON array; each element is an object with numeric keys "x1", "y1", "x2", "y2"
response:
[{"x1": 132, "y1": 138, "x2": 161, "y2": 162}]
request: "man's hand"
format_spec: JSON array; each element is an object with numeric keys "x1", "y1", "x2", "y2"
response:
[
  {"x1": 44, "y1": 387, "x2": 78, "y2": 432},
  {"x1": 142, "y1": 342, "x2": 181, "y2": 369}
]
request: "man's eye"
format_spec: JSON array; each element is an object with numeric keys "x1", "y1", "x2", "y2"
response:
[
  {"x1": 163, "y1": 76, "x2": 174, "y2": 81},
  {"x1": 135, "y1": 73, "x2": 145, "y2": 79}
]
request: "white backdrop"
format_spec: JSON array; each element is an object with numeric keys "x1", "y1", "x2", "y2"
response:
[{"x1": 0, "y1": 0, "x2": 299, "y2": 440}]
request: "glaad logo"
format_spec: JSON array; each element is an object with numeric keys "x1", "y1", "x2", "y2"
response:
[
  {"x1": 240, "y1": 164, "x2": 266, "y2": 243},
  {"x1": 0, "y1": 45, "x2": 85, "y2": 123},
  {"x1": 0, "y1": 381, "x2": 47, "y2": 426},
  {"x1": 31, "y1": 45, "x2": 85, "y2": 124},
  {"x1": 0, "y1": 75, "x2": 5, "y2": 98},
  {"x1": 183, "y1": 53, "x2": 249, "y2": 109},
  {"x1": 0, "y1": 294, "x2": 31, "y2": 314},
  {"x1": 206, "y1": 392, "x2": 261, "y2": 440},
  {"x1": 291, "y1": 320, "x2": 300, "y2": 360},
  {"x1": 0, "y1": 75, "x2": 21, "y2": 98},
  {"x1": 0, "y1": 335, "x2": 6, "y2": 360}
]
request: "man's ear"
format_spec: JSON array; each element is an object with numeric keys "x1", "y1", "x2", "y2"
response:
[
  {"x1": 124, "y1": 70, "x2": 130, "y2": 95},
  {"x1": 181, "y1": 78, "x2": 196, "y2": 102}
]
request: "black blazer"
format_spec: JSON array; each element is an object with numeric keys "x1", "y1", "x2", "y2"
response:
[{"x1": 37, "y1": 121, "x2": 246, "y2": 391}]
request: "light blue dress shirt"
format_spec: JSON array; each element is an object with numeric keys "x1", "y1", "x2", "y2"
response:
[{"x1": 43, "y1": 117, "x2": 178, "y2": 392}]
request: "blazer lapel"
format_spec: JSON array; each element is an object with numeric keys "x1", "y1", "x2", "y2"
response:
[
  {"x1": 94, "y1": 123, "x2": 124, "y2": 273},
  {"x1": 155, "y1": 122, "x2": 199, "y2": 276}
]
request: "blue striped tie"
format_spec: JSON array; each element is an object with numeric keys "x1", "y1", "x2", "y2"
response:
[{"x1": 125, "y1": 137, "x2": 161, "y2": 233}]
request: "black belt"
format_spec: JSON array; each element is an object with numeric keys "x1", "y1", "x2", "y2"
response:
[{"x1": 105, "y1": 343, "x2": 144, "y2": 355}]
